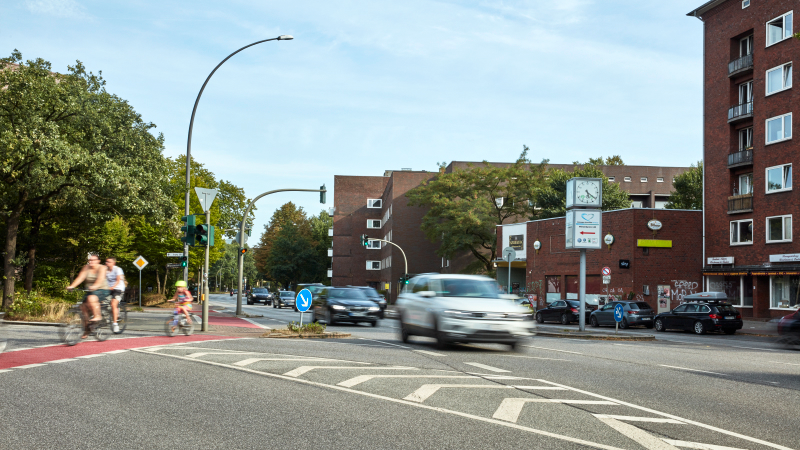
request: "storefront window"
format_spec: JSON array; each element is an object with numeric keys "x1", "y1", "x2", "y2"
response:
[
  {"x1": 564, "y1": 275, "x2": 602, "y2": 305},
  {"x1": 742, "y1": 276, "x2": 753, "y2": 306},
  {"x1": 566, "y1": 276, "x2": 579, "y2": 300},
  {"x1": 546, "y1": 276, "x2": 561, "y2": 303},
  {"x1": 770, "y1": 275, "x2": 800, "y2": 309},
  {"x1": 708, "y1": 275, "x2": 740, "y2": 303}
]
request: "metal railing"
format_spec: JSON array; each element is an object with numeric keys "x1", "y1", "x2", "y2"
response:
[
  {"x1": 728, "y1": 194, "x2": 753, "y2": 213},
  {"x1": 728, "y1": 102, "x2": 753, "y2": 122},
  {"x1": 728, "y1": 148, "x2": 753, "y2": 167},
  {"x1": 728, "y1": 53, "x2": 753, "y2": 76}
]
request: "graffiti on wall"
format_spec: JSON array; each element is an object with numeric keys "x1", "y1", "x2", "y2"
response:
[{"x1": 671, "y1": 280, "x2": 699, "y2": 303}]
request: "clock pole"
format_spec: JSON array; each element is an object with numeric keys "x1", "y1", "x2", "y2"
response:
[{"x1": 565, "y1": 177, "x2": 602, "y2": 333}]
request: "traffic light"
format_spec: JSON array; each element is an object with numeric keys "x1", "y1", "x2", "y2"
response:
[
  {"x1": 320, "y1": 184, "x2": 326, "y2": 204},
  {"x1": 180, "y1": 256, "x2": 188, "y2": 268},
  {"x1": 360, "y1": 234, "x2": 369, "y2": 247},
  {"x1": 240, "y1": 247, "x2": 247, "y2": 255},
  {"x1": 180, "y1": 215, "x2": 196, "y2": 247},
  {"x1": 195, "y1": 224, "x2": 215, "y2": 247},
  {"x1": 403, "y1": 273, "x2": 410, "y2": 285}
]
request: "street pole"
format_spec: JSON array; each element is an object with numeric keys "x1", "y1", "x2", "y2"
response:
[
  {"x1": 138, "y1": 269, "x2": 142, "y2": 308},
  {"x1": 183, "y1": 35, "x2": 293, "y2": 284},
  {"x1": 202, "y1": 209, "x2": 210, "y2": 332},
  {"x1": 506, "y1": 254, "x2": 513, "y2": 295},
  {"x1": 579, "y1": 249, "x2": 586, "y2": 332},
  {"x1": 235, "y1": 187, "x2": 327, "y2": 316}
]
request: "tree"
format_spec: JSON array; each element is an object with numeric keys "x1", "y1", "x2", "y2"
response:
[
  {"x1": 573, "y1": 156, "x2": 625, "y2": 166},
  {"x1": 309, "y1": 210, "x2": 333, "y2": 284},
  {"x1": 255, "y1": 202, "x2": 310, "y2": 277},
  {"x1": 0, "y1": 51, "x2": 173, "y2": 307},
  {"x1": 666, "y1": 162, "x2": 703, "y2": 210},
  {"x1": 264, "y1": 225, "x2": 320, "y2": 289},
  {"x1": 534, "y1": 164, "x2": 632, "y2": 219}
]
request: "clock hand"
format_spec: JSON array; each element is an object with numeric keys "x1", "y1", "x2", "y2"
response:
[{"x1": 585, "y1": 190, "x2": 596, "y2": 200}]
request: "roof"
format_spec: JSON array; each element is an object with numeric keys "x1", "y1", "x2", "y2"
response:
[{"x1": 686, "y1": 0, "x2": 728, "y2": 19}]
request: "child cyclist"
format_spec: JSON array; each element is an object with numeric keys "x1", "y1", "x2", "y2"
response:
[{"x1": 172, "y1": 281, "x2": 193, "y2": 324}]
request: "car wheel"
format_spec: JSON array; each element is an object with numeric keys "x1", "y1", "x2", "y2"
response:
[
  {"x1": 273, "y1": 302, "x2": 277, "y2": 308},
  {"x1": 590, "y1": 316, "x2": 599, "y2": 328},
  {"x1": 723, "y1": 328, "x2": 736, "y2": 335},
  {"x1": 620, "y1": 318, "x2": 629, "y2": 329},
  {"x1": 654, "y1": 318, "x2": 666, "y2": 332},
  {"x1": 645, "y1": 323, "x2": 654, "y2": 329},
  {"x1": 509, "y1": 341, "x2": 517, "y2": 351},
  {"x1": 535, "y1": 312, "x2": 544, "y2": 324},
  {"x1": 326, "y1": 309, "x2": 336, "y2": 326},
  {"x1": 371, "y1": 320, "x2": 378, "y2": 327},
  {"x1": 399, "y1": 317, "x2": 411, "y2": 343},
  {"x1": 247, "y1": 300, "x2": 253, "y2": 305},
  {"x1": 560, "y1": 313, "x2": 570, "y2": 325},
  {"x1": 693, "y1": 321, "x2": 706, "y2": 335}
]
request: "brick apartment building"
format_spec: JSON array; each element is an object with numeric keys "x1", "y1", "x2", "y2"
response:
[
  {"x1": 689, "y1": 0, "x2": 800, "y2": 317},
  {"x1": 332, "y1": 161, "x2": 691, "y2": 302},
  {"x1": 496, "y1": 209, "x2": 703, "y2": 314}
]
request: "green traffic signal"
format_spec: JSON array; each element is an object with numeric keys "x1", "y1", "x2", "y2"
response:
[
  {"x1": 180, "y1": 256, "x2": 188, "y2": 268},
  {"x1": 180, "y1": 215, "x2": 196, "y2": 247},
  {"x1": 360, "y1": 234, "x2": 368, "y2": 247},
  {"x1": 195, "y1": 224, "x2": 216, "y2": 247}
]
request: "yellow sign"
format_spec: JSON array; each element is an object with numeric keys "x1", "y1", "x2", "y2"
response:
[
  {"x1": 637, "y1": 239, "x2": 672, "y2": 248},
  {"x1": 133, "y1": 255, "x2": 149, "y2": 270}
]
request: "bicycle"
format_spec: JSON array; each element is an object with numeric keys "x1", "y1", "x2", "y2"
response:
[
  {"x1": 59, "y1": 290, "x2": 114, "y2": 346},
  {"x1": 165, "y1": 307, "x2": 195, "y2": 336}
]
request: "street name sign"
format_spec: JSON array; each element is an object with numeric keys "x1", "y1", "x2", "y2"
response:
[
  {"x1": 296, "y1": 289, "x2": 312, "y2": 313},
  {"x1": 167, "y1": 252, "x2": 183, "y2": 257},
  {"x1": 166, "y1": 263, "x2": 182, "y2": 269},
  {"x1": 614, "y1": 304, "x2": 624, "y2": 323},
  {"x1": 133, "y1": 256, "x2": 148, "y2": 271}
]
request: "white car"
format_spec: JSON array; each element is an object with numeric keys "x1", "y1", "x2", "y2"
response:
[{"x1": 395, "y1": 274, "x2": 535, "y2": 349}]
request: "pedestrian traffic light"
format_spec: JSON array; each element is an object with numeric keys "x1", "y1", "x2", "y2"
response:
[
  {"x1": 320, "y1": 184, "x2": 326, "y2": 204},
  {"x1": 180, "y1": 215, "x2": 196, "y2": 247},
  {"x1": 360, "y1": 234, "x2": 369, "y2": 247},
  {"x1": 195, "y1": 224, "x2": 215, "y2": 247},
  {"x1": 403, "y1": 274, "x2": 409, "y2": 284},
  {"x1": 180, "y1": 256, "x2": 188, "y2": 268}
]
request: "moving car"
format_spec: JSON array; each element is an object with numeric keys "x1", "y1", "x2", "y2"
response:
[
  {"x1": 590, "y1": 301, "x2": 654, "y2": 329},
  {"x1": 348, "y1": 286, "x2": 388, "y2": 318},
  {"x1": 247, "y1": 288, "x2": 272, "y2": 305},
  {"x1": 395, "y1": 274, "x2": 534, "y2": 349},
  {"x1": 776, "y1": 309, "x2": 800, "y2": 349},
  {"x1": 274, "y1": 290, "x2": 296, "y2": 309},
  {"x1": 535, "y1": 300, "x2": 594, "y2": 325},
  {"x1": 311, "y1": 287, "x2": 381, "y2": 326},
  {"x1": 653, "y1": 292, "x2": 743, "y2": 335}
]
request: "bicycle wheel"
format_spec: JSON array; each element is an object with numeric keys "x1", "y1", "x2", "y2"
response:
[
  {"x1": 62, "y1": 310, "x2": 83, "y2": 346},
  {"x1": 182, "y1": 319, "x2": 194, "y2": 336},
  {"x1": 165, "y1": 317, "x2": 178, "y2": 337},
  {"x1": 115, "y1": 302, "x2": 128, "y2": 333}
]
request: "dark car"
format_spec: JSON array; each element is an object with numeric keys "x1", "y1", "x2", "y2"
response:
[
  {"x1": 653, "y1": 294, "x2": 743, "y2": 335},
  {"x1": 311, "y1": 287, "x2": 381, "y2": 326},
  {"x1": 590, "y1": 301, "x2": 655, "y2": 329},
  {"x1": 274, "y1": 291, "x2": 295, "y2": 309},
  {"x1": 293, "y1": 284, "x2": 326, "y2": 311},
  {"x1": 776, "y1": 309, "x2": 800, "y2": 349},
  {"x1": 348, "y1": 286, "x2": 388, "y2": 318},
  {"x1": 535, "y1": 300, "x2": 594, "y2": 325},
  {"x1": 247, "y1": 288, "x2": 272, "y2": 305}
]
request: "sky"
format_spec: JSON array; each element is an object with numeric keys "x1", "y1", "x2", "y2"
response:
[{"x1": 2, "y1": 0, "x2": 705, "y2": 239}]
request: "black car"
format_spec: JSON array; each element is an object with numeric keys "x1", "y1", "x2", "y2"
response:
[
  {"x1": 776, "y1": 309, "x2": 800, "y2": 349},
  {"x1": 311, "y1": 287, "x2": 382, "y2": 326},
  {"x1": 247, "y1": 288, "x2": 271, "y2": 305},
  {"x1": 535, "y1": 300, "x2": 594, "y2": 325},
  {"x1": 590, "y1": 301, "x2": 655, "y2": 329},
  {"x1": 654, "y1": 296, "x2": 743, "y2": 335},
  {"x1": 348, "y1": 286, "x2": 388, "y2": 318}
]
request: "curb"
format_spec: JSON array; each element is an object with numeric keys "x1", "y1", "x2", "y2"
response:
[
  {"x1": 534, "y1": 331, "x2": 655, "y2": 341},
  {"x1": 261, "y1": 332, "x2": 352, "y2": 339},
  {"x1": 1, "y1": 320, "x2": 62, "y2": 327}
]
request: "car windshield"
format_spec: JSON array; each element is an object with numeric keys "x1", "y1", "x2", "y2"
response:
[
  {"x1": 280, "y1": 292, "x2": 293, "y2": 297},
  {"x1": 362, "y1": 288, "x2": 381, "y2": 297},
  {"x1": 253, "y1": 289, "x2": 267, "y2": 293},
  {"x1": 631, "y1": 302, "x2": 652, "y2": 310},
  {"x1": 329, "y1": 289, "x2": 367, "y2": 299},
  {"x1": 437, "y1": 279, "x2": 500, "y2": 298},
  {"x1": 306, "y1": 286, "x2": 325, "y2": 294},
  {"x1": 566, "y1": 301, "x2": 580, "y2": 308}
]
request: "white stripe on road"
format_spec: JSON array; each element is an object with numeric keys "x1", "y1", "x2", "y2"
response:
[
  {"x1": 357, "y1": 338, "x2": 409, "y2": 349},
  {"x1": 14, "y1": 363, "x2": 48, "y2": 369},
  {"x1": 463, "y1": 362, "x2": 509, "y2": 373},
  {"x1": 662, "y1": 439, "x2": 747, "y2": 450},
  {"x1": 76, "y1": 354, "x2": 105, "y2": 359},
  {"x1": 104, "y1": 349, "x2": 129, "y2": 354},
  {"x1": 240, "y1": 317, "x2": 270, "y2": 329},
  {"x1": 658, "y1": 365, "x2": 727, "y2": 376},
  {"x1": 414, "y1": 350, "x2": 447, "y2": 356},
  {"x1": 404, "y1": 384, "x2": 515, "y2": 403},
  {"x1": 232, "y1": 357, "x2": 340, "y2": 367},
  {"x1": 47, "y1": 358, "x2": 78, "y2": 363},
  {"x1": 501, "y1": 355, "x2": 570, "y2": 361},
  {"x1": 593, "y1": 415, "x2": 685, "y2": 424},
  {"x1": 493, "y1": 398, "x2": 618, "y2": 422},
  {"x1": 522, "y1": 345, "x2": 583, "y2": 355},
  {"x1": 338, "y1": 375, "x2": 475, "y2": 388},
  {"x1": 771, "y1": 361, "x2": 800, "y2": 366},
  {"x1": 284, "y1": 366, "x2": 417, "y2": 378},
  {"x1": 596, "y1": 416, "x2": 681, "y2": 450}
]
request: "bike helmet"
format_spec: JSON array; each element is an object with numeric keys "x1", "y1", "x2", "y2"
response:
[{"x1": 175, "y1": 280, "x2": 187, "y2": 287}]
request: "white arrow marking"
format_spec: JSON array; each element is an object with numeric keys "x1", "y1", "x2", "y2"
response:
[
  {"x1": 284, "y1": 366, "x2": 417, "y2": 378},
  {"x1": 493, "y1": 398, "x2": 618, "y2": 422},
  {"x1": 463, "y1": 362, "x2": 510, "y2": 373},
  {"x1": 662, "y1": 440, "x2": 747, "y2": 450},
  {"x1": 338, "y1": 375, "x2": 476, "y2": 388},
  {"x1": 596, "y1": 416, "x2": 681, "y2": 450}
]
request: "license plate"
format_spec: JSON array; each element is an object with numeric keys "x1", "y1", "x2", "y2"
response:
[
  {"x1": 350, "y1": 312, "x2": 364, "y2": 317},
  {"x1": 724, "y1": 316, "x2": 735, "y2": 320},
  {"x1": 641, "y1": 317, "x2": 651, "y2": 321}
]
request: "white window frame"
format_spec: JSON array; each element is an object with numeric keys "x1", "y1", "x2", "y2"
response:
[
  {"x1": 766, "y1": 113, "x2": 792, "y2": 145},
  {"x1": 366, "y1": 240, "x2": 381, "y2": 249},
  {"x1": 607, "y1": 177, "x2": 615, "y2": 182},
  {"x1": 730, "y1": 219, "x2": 754, "y2": 246},
  {"x1": 623, "y1": 177, "x2": 631, "y2": 182},
  {"x1": 742, "y1": 0, "x2": 750, "y2": 9},
  {"x1": 740, "y1": 35, "x2": 753, "y2": 56},
  {"x1": 738, "y1": 80, "x2": 753, "y2": 104},
  {"x1": 739, "y1": 127, "x2": 753, "y2": 150},
  {"x1": 640, "y1": 177, "x2": 648, "y2": 182},
  {"x1": 765, "y1": 163, "x2": 792, "y2": 193},
  {"x1": 367, "y1": 199, "x2": 382, "y2": 208},
  {"x1": 366, "y1": 219, "x2": 381, "y2": 229},
  {"x1": 656, "y1": 177, "x2": 664, "y2": 183},
  {"x1": 738, "y1": 173, "x2": 753, "y2": 195},
  {"x1": 766, "y1": 214, "x2": 792, "y2": 243},
  {"x1": 766, "y1": 11, "x2": 793, "y2": 47},
  {"x1": 770, "y1": 275, "x2": 800, "y2": 309},
  {"x1": 366, "y1": 260, "x2": 381, "y2": 270},
  {"x1": 766, "y1": 62, "x2": 792, "y2": 96}
]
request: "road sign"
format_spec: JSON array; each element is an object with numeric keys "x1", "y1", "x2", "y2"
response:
[
  {"x1": 614, "y1": 304, "x2": 624, "y2": 323},
  {"x1": 295, "y1": 288, "x2": 312, "y2": 313},
  {"x1": 133, "y1": 256, "x2": 148, "y2": 271},
  {"x1": 603, "y1": 275, "x2": 611, "y2": 284},
  {"x1": 502, "y1": 247, "x2": 516, "y2": 261},
  {"x1": 194, "y1": 187, "x2": 219, "y2": 213},
  {"x1": 166, "y1": 263, "x2": 182, "y2": 269},
  {"x1": 601, "y1": 266, "x2": 611, "y2": 276},
  {"x1": 167, "y1": 252, "x2": 183, "y2": 257}
]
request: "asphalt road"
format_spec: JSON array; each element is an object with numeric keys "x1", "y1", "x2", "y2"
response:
[{"x1": 1, "y1": 294, "x2": 797, "y2": 449}]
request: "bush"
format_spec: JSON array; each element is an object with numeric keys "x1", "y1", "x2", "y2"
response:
[
  {"x1": 287, "y1": 321, "x2": 327, "y2": 334},
  {"x1": 4, "y1": 291, "x2": 74, "y2": 322},
  {"x1": 142, "y1": 293, "x2": 167, "y2": 306}
]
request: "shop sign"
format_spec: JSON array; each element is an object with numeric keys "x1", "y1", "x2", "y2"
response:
[
  {"x1": 637, "y1": 239, "x2": 672, "y2": 248},
  {"x1": 707, "y1": 257, "x2": 734, "y2": 265},
  {"x1": 647, "y1": 219, "x2": 663, "y2": 231},
  {"x1": 509, "y1": 235, "x2": 524, "y2": 250},
  {"x1": 752, "y1": 271, "x2": 800, "y2": 276},
  {"x1": 619, "y1": 260, "x2": 631, "y2": 269},
  {"x1": 769, "y1": 253, "x2": 800, "y2": 263},
  {"x1": 533, "y1": 240, "x2": 541, "y2": 250},
  {"x1": 704, "y1": 272, "x2": 748, "y2": 276}
]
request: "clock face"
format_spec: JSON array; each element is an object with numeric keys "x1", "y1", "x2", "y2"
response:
[{"x1": 576, "y1": 180, "x2": 601, "y2": 205}]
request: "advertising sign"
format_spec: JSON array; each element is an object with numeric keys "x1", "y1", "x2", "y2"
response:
[
  {"x1": 707, "y1": 257, "x2": 734, "y2": 264},
  {"x1": 565, "y1": 209, "x2": 602, "y2": 249},
  {"x1": 509, "y1": 235, "x2": 524, "y2": 250}
]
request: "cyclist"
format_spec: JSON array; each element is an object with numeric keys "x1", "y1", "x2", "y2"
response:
[
  {"x1": 104, "y1": 257, "x2": 126, "y2": 333},
  {"x1": 172, "y1": 281, "x2": 194, "y2": 324},
  {"x1": 67, "y1": 253, "x2": 110, "y2": 339}
]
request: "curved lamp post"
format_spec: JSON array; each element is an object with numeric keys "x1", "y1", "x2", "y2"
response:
[{"x1": 183, "y1": 35, "x2": 294, "y2": 282}]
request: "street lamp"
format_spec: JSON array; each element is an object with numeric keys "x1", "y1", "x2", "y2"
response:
[{"x1": 183, "y1": 35, "x2": 294, "y2": 283}]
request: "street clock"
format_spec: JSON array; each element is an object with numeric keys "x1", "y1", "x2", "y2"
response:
[{"x1": 566, "y1": 177, "x2": 602, "y2": 209}]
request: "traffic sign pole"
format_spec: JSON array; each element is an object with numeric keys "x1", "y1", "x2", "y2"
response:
[{"x1": 579, "y1": 249, "x2": 586, "y2": 331}]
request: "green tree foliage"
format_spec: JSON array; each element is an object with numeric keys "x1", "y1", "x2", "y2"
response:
[
  {"x1": 535, "y1": 164, "x2": 632, "y2": 219},
  {"x1": 574, "y1": 156, "x2": 626, "y2": 166},
  {"x1": 665, "y1": 162, "x2": 703, "y2": 210},
  {"x1": 309, "y1": 210, "x2": 333, "y2": 284},
  {"x1": 0, "y1": 51, "x2": 173, "y2": 307}
]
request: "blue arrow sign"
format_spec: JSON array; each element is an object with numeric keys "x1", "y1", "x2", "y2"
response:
[
  {"x1": 614, "y1": 304, "x2": 624, "y2": 323},
  {"x1": 295, "y1": 288, "x2": 312, "y2": 313}
]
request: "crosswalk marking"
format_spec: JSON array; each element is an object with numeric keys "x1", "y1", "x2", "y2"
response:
[
  {"x1": 464, "y1": 362, "x2": 509, "y2": 373},
  {"x1": 493, "y1": 398, "x2": 619, "y2": 422},
  {"x1": 284, "y1": 366, "x2": 417, "y2": 378},
  {"x1": 593, "y1": 415, "x2": 685, "y2": 424},
  {"x1": 405, "y1": 384, "x2": 513, "y2": 403},
  {"x1": 232, "y1": 357, "x2": 342, "y2": 367},
  {"x1": 597, "y1": 416, "x2": 681, "y2": 450},
  {"x1": 338, "y1": 375, "x2": 475, "y2": 388}
]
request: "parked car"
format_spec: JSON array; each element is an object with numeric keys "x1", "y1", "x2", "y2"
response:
[
  {"x1": 311, "y1": 287, "x2": 381, "y2": 326},
  {"x1": 293, "y1": 283, "x2": 326, "y2": 311},
  {"x1": 348, "y1": 286, "x2": 388, "y2": 318},
  {"x1": 247, "y1": 288, "x2": 272, "y2": 305},
  {"x1": 776, "y1": 309, "x2": 800, "y2": 349},
  {"x1": 274, "y1": 290, "x2": 296, "y2": 309},
  {"x1": 535, "y1": 300, "x2": 594, "y2": 325},
  {"x1": 653, "y1": 292, "x2": 743, "y2": 335},
  {"x1": 395, "y1": 274, "x2": 534, "y2": 349},
  {"x1": 590, "y1": 301, "x2": 654, "y2": 329}
]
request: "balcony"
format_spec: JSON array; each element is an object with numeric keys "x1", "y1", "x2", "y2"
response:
[
  {"x1": 728, "y1": 193, "x2": 753, "y2": 214},
  {"x1": 728, "y1": 102, "x2": 753, "y2": 123},
  {"x1": 727, "y1": 148, "x2": 753, "y2": 168},
  {"x1": 728, "y1": 53, "x2": 753, "y2": 77}
]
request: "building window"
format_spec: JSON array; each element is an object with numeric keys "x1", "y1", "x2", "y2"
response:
[
  {"x1": 623, "y1": 177, "x2": 631, "y2": 182},
  {"x1": 656, "y1": 177, "x2": 664, "y2": 183},
  {"x1": 367, "y1": 199, "x2": 382, "y2": 208},
  {"x1": 366, "y1": 261, "x2": 381, "y2": 270},
  {"x1": 441, "y1": 258, "x2": 450, "y2": 268},
  {"x1": 738, "y1": 80, "x2": 753, "y2": 105},
  {"x1": 742, "y1": 0, "x2": 750, "y2": 9},
  {"x1": 546, "y1": 276, "x2": 561, "y2": 303},
  {"x1": 766, "y1": 62, "x2": 792, "y2": 95},
  {"x1": 640, "y1": 177, "x2": 648, "y2": 182},
  {"x1": 738, "y1": 173, "x2": 753, "y2": 195},
  {"x1": 730, "y1": 219, "x2": 753, "y2": 245},
  {"x1": 367, "y1": 219, "x2": 381, "y2": 229},
  {"x1": 740, "y1": 35, "x2": 753, "y2": 56},
  {"x1": 766, "y1": 164, "x2": 792, "y2": 192},
  {"x1": 366, "y1": 240, "x2": 381, "y2": 249},
  {"x1": 607, "y1": 177, "x2": 615, "y2": 182},
  {"x1": 739, "y1": 127, "x2": 753, "y2": 150},
  {"x1": 766, "y1": 113, "x2": 792, "y2": 144},
  {"x1": 766, "y1": 215, "x2": 792, "y2": 243},
  {"x1": 770, "y1": 275, "x2": 800, "y2": 308},
  {"x1": 767, "y1": 11, "x2": 793, "y2": 47}
]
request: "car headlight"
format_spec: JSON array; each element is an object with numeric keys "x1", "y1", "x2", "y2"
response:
[
  {"x1": 368, "y1": 306, "x2": 380, "y2": 311},
  {"x1": 442, "y1": 310, "x2": 473, "y2": 319},
  {"x1": 331, "y1": 305, "x2": 346, "y2": 310}
]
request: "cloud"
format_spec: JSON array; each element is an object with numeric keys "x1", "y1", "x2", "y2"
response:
[{"x1": 24, "y1": 0, "x2": 87, "y2": 18}]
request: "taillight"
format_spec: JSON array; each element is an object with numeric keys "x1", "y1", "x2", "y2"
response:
[
  {"x1": 708, "y1": 314, "x2": 720, "y2": 319},
  {"x1": 736, "y1": 314, "x2": 742, "y2": 319},
  {"x1": 570, "y1": 308, "x2": 579, "y2": 313},
  {"x1": 627, "y1": 310, "x2": 638, "y2": 314}
]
